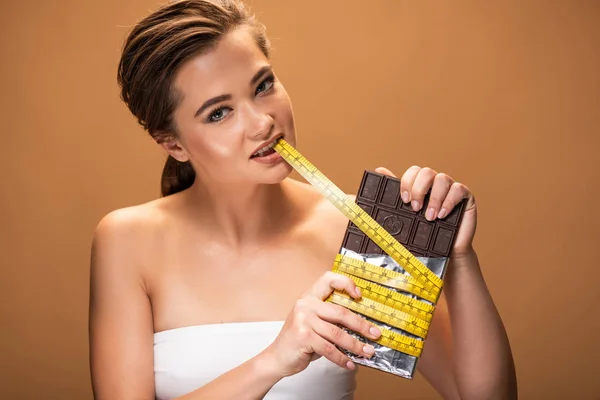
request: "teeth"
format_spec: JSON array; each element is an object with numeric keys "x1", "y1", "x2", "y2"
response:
[{"x1": 253, "y1": 137, "x2": 280, "y2": 157}]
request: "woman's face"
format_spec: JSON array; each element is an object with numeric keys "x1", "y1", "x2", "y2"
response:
[{"x1": 167, "y1": 26, "x2": 296, "y2": 188}]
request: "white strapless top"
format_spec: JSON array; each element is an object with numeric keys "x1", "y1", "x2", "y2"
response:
[{"x1": 154, "y1": 321, "x2": 357, "y2": 399}]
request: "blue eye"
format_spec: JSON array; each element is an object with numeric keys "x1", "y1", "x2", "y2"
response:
[
  {"x1": 256, "y1": 76, "x2": 275, "y2": 94},
  {"x1": 208, "y1": 107, "x2": 232, "y2": 122}
]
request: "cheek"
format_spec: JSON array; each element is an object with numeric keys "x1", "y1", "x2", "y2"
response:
[
  {"x1": 174, "y1": 113, "x2": 240, "y2": 165},
  {"x1": 182, "y1": 127, "x2": 229, "y2": 162},
  {"x1": 274, "y1": 90, "x2": 295, "y2": 129}
]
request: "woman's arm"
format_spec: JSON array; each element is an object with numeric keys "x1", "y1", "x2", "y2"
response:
[
  {"x1": 89, "y1": 210, "x2": 156, "y2": 399},
  {"x1": 418, "y1": 252, "x2": 517, "y2": 400},
  {"x1": 374, "y1": 166, "x2": 517, "y2": 400}
]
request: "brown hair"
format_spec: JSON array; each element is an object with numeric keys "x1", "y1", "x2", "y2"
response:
[{"x1": 117, "y1": 0, "x2": 270, "y2": 196}]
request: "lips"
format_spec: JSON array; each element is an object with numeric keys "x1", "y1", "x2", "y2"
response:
[{"x1": 250, "y1": 134, "x2": 284, "y2": 158}]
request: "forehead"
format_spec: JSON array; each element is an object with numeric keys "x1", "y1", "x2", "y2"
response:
[{"x1": 173, "y1": 27, "x2": 268, "y2": 101}]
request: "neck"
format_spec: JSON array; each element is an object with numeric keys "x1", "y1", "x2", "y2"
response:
[{"x1": 185, "y1": 177, "x2": 297, "y2": 246}]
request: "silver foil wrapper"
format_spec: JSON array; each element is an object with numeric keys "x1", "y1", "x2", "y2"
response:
[{"x1": 337, "y1": 248, "x2": 448, "y2": 379}]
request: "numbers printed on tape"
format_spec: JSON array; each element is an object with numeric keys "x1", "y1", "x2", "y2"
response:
[
  {"x1": 328, "y1": 291, "x2": 430, "y2": 339},
  {"x1": 332, "y1": 269, "x2": 435, "y2": 322},
  {"x1": 365, "y1": 323, "x2": 424, "y2": 358},
  {"x1": 333, "y1": 254, "x2": 439, "y2": 303}
]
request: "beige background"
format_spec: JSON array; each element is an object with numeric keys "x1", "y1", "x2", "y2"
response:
[{"x1": 1, "y1": 0, "x2": 599, "y2": 398}]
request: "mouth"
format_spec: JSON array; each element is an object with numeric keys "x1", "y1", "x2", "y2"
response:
[{"x1": 250, "y1": 134, "x2": 284, "y2": 159}]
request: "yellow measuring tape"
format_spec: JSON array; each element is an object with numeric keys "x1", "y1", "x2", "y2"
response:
[
  {"x1": 273, "y1": 139, "x2": 443, "y2": 292},
  {"x1": 329, "y1": 291, "x2": 430, "y2": 338},
  {"x1": 332, "y1": 269, "x2": 434, "y2": 322},
  {"x1": 273, "y1": 138, "x2": 446, "y2": 357},
  {"x1": 364, "y1": 321, "x2": 424, "y2": 358},
  {"x1": 333, "y1": 254, "x2": 439, "y2": 304}
]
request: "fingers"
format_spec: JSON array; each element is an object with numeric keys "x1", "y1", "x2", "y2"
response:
[
  {"x1": 398, "y1": 166, "x2": 469, "y2": 221},
  {"x1": 374, "y1": 166, "x2": 397, "y2": 178},
  {"x1": 289, "y1": 299, "x2": 378, "y2": 370},
  {"x1": 438, "y1": 182, "x2": 471, "y2": 219},
  {"x1": 425, "y1": 173, "x2": 454, "y2": 221},
  {"x1": 312, "y1": 317, "x2": 376, "y2": 359},
  {"x1": 312, "y1": 300, "x2": 381, "y2": 341},
  {"x1": 408, "y1": 167, "x2": 437, "y2": 212},
  {"x1": 309, "y1": 331, "x2": 357, "y2": 370},
  {"x1": 400, "y1": 165, "x2": 421, "y2": 204},
  {"x1": 304, "y1": 271, "x2": 361, "y2": 301}
]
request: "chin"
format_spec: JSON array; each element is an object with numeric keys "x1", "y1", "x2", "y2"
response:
[{"x1": 259, "y1": 162, "x2": 293, "y2": 185}]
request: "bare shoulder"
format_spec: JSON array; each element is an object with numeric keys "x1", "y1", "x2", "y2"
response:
[
  {"x1": 95, "y1": 193, "x2": 174, "y2": 233},
  {"x1": 91, "y1": 195, "x2": 177, "y2": 279},
  {"x1": 94, "y1": 202, "x2": 159, "y2": 252}
]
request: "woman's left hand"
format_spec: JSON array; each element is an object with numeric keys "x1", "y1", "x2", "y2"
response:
[{"x1": 375, "y1": 166, "x2": 477, "y2": 259}]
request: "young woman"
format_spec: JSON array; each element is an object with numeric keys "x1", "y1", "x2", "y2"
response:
[{"x1": 89, "y1": 1, "x2": 517, "y2": 399}]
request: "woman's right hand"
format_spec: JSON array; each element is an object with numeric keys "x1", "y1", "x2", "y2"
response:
[{"x1": 261, "y1": 271, "x2": 382, "y2": 378}]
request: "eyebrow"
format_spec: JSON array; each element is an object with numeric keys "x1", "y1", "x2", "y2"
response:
[
  {"x1": 194, "y1": 65, "x2": 273, "y2": 118},
  {"x1": 250, "y1": 65, "x2": 272, "y2": 86}
]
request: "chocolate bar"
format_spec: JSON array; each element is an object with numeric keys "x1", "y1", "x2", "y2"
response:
[
  {"x1": 337, "y1": 170, "x2": 466, "y2": 378},
  {"x1": 343, "y1": 170, "x2": 466, "y2": 258}
]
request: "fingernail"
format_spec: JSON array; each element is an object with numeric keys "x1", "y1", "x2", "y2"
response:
[
  {"x1": 411, "y1": 200, "x2": 420, "y2": 211},
  {"x1": 363, "y1": 344, "x2": 375, "y2": 355},
  {"x1": 401, "y1": 191, "x2": 409, "y2": 203},
  {"x1": 355, "y1": 287, "x2": 361, "y2": 298},
  {"x1": 438, "y1": 208, "x2": 447, "y2": 219},
  {"x1": 369, "y1": 326, "x2": 381, "y2": 338},
  {"x1": 346, "y1": 360, "x2": 356, "y2": 370},
  {"x1": 426, "y1": 207, "x2": 435, "y2": 221}
]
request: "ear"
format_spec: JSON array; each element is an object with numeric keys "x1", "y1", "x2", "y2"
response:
[{"x1": 159, "y1": 137, "x2": 190, "y2": 163}]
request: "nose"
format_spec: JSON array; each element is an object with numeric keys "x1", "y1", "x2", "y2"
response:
[{"x1": 244, "y1": 103, "x2": 274, "y2": 141}]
